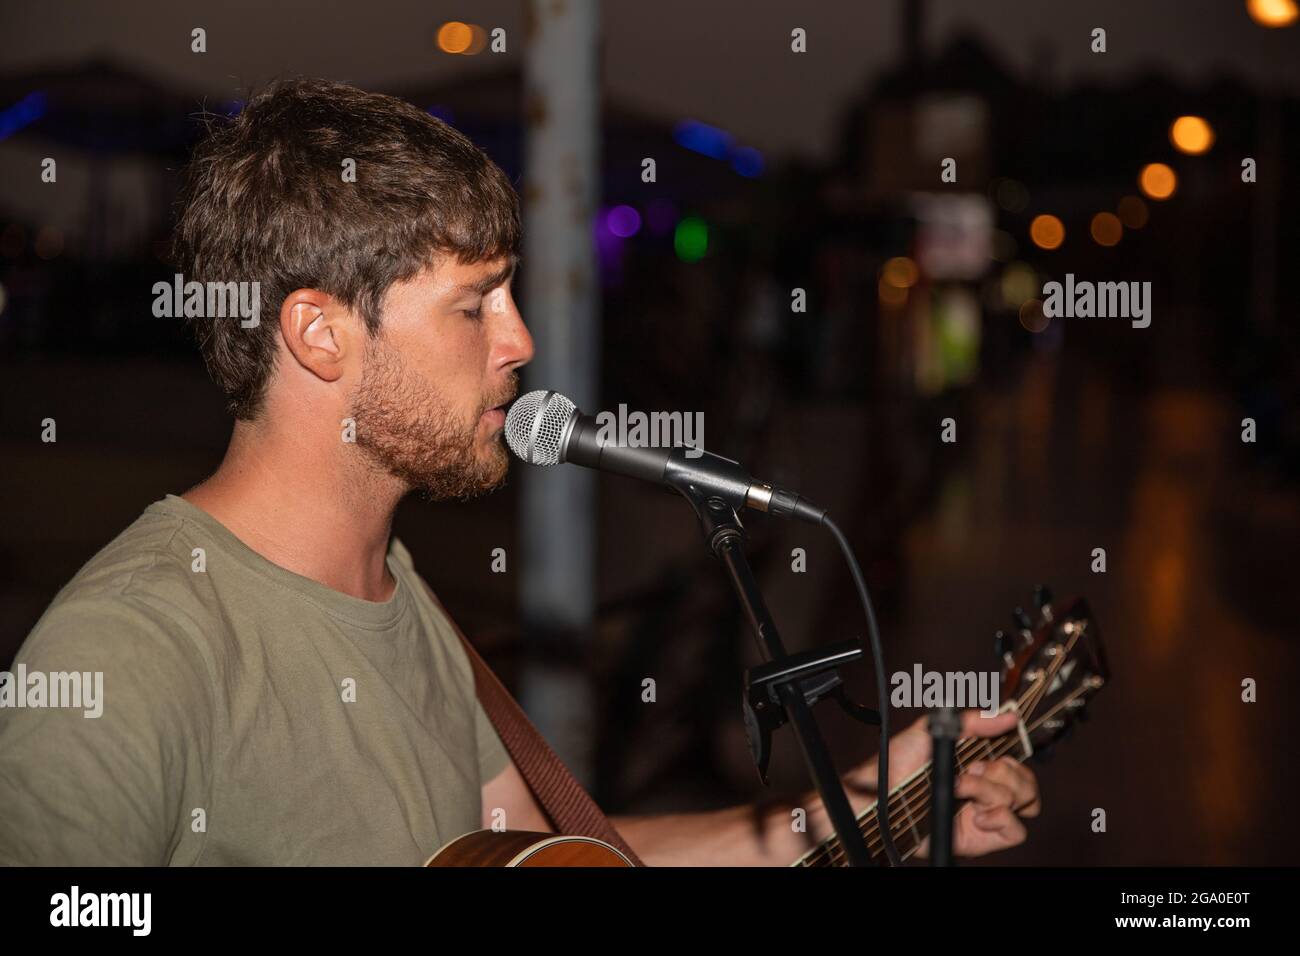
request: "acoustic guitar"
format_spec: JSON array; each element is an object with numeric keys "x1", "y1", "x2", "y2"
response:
[{"x1": 426, "y1": 591, "x2": 1106, "y2": 867}]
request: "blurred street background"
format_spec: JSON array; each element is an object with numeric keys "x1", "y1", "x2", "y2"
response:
[{"x1": 1, "y1": 0, "x2": 1297, "y2": 864}]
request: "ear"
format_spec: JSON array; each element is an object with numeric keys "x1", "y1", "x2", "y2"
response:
[{"x1": 278, "y1": 288, "x2": 353, "y2": 383}]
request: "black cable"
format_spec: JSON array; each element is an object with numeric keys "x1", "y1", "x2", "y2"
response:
[{"x1": 823, "y1": 514, "x2": 902, "y2": 867}]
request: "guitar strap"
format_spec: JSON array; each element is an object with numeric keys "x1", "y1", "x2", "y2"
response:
[{"x1": 418, "y1": 578, "x2": 645, "y2": 867}]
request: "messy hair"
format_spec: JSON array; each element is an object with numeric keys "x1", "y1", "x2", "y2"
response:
[{"x1": 172, "y1": 77, "x2": 521, "y2": 419}]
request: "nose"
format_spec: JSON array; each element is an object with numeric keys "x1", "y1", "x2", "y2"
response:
[{"x1": 495, "y1": 295, "x2": 534, "y2": 374}]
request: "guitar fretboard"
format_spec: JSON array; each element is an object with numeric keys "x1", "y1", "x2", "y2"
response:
[
  {"x1": 791, "y1": 616, "x2": 1095, "y2": 867},
  {"x1": 794, "y1": 729, "x2": 1029, "y2": 867}
]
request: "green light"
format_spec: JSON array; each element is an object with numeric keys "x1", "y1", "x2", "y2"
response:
[{"x1": 674, "y1": 217, "x2": 708, "y2": 262}]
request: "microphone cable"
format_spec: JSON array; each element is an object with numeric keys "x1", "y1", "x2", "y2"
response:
[{"x1": 823, "y1": 514, "x2": 902, "y2": 867}]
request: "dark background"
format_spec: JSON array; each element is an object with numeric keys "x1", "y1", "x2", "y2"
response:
[{"x1": 2, "y1": 0, "x2": 1298, "y2": 865}]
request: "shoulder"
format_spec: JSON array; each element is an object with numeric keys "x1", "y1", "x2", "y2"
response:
[{"x1": 18, "y1": 502, "x2": 217, "y2": 685}]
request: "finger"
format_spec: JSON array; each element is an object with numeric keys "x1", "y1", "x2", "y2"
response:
[
  {"x1": 969, "y1": 805, "x2": 1028, "y2": 848},
  {"x1": 955, "y1": 767, "x2": 1017, "y2": 812},
  {"x1": 981, "y1": 757, "x2": 1042, "y2": 817},
  {"x1": 960, "y1": 709, "x2": 1017, "y2": 738}
]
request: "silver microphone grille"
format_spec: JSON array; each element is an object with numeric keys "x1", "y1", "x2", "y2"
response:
[{"x1": 504, "y1": 389, "x2": 577, "y2": 466}]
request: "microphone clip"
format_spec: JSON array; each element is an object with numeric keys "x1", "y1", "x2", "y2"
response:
[{"x1": 743, "y1": 640, "x2": 880, "y2": 785}]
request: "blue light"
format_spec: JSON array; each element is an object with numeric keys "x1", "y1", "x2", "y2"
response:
[
  {"x1": 0, "y1": 92, "x2": 48, "y2": 141},
  {"x1": 673, "y1": 119, "x2": 733, "y2": 160},
  {"x1": 673, "y1": 118, "x2": 764, "y2": 178},
  {"x1": 730, "y1": 146, "x2": 765, "y2": 178}
]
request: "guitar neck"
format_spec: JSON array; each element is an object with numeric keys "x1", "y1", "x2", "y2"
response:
[{"x1": 793, "y1": 727, "x2": 1029, "y2": 867}]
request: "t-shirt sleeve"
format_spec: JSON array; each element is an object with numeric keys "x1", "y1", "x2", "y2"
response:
[
  {"x1": 475, "y1": 693, "x2": 511, "y2": 783},
  {"x1": 0, "y1": 595, "x2": 214, "y2": 866}
]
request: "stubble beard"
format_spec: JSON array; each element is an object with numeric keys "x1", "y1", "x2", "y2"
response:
[{"x1": 349, "y1": 334, "x2": 512, "y2": 501}]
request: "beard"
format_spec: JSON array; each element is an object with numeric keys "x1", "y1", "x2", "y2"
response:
[{"x1": 349, "y1": 334, "x2": 515, "y2": 501}]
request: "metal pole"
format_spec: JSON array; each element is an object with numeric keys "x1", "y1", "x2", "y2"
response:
[{"x1": 518, "y1": 0, "x2": 602, "y2": 781}]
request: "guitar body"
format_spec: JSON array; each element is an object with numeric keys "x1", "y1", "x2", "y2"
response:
[{"x1": 426, "y1": 830, "x2": 636, "y2": 867}]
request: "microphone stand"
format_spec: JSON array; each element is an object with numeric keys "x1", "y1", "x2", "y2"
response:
[
  {"x1": 928, "y1": 707, "x2": 960, "y2": 867},
  {"x1": 675, "y1": 486, "x2": 877, "y2": 867}
]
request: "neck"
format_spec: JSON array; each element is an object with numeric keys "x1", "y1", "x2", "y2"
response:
[{"x1": 182, "y1": 416, "x2": 406, "y2": 602}]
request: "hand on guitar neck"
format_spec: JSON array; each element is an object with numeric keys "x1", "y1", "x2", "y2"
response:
[{"x1": 836, "y1": 709, "x2": 1041, "y2": 861}]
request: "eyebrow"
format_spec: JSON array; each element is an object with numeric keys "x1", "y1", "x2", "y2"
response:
[{"x1": 451, "y1": 253, "x2": 520, "y2": 298}]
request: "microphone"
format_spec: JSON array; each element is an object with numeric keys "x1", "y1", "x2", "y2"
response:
[{"x1": 504, "y1": 389, "x2": 826, "y2": 524}]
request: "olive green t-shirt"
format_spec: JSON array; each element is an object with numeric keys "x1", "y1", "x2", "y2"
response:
[{"x1": 0, "y1": 494, "x2": 510, "y2": 865}]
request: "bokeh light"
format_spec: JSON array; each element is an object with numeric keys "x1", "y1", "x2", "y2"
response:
[
  {"x1": 878, "y1": 276, "x2": 908, "y2": 307},
  {"x1": 1001, "y1": 262, "x2": 1038, "y2": 308},
  {"x1": 1139, "y1": 163, "x2": 1178, "y2": 200},
  {"x1": 1247, "y1": 0, "x2": 1298, "y2": 28},
  {"x1": 730, "y1": 146, "x2": 765, "y2": 178},
  {"x1": 673, "y1": 216, "x2": 708, "y2": 262},
  {"x1": 1117, "y1": 195, "x2": 1149, "y2": 229},
  {"x1": 437, "y1": 21, "x2": 474, "y2": 54},
  {"x1": 1170, "y1": 116, "x2": 1215, "y2": 155},
  {"x1": 1029, "y1": 214, "x2": 1065, "y2": 250},
  {"x1": 1019, "y1": 298, "x2": 1049, "y2": 333},
  {"x1": 881, "y1": 256, "x2": 919, "y2": 288},
  {"x1": 606, "y1": 205, "x2": 641, "y2": 238},
  {"x1": 1090, "y1": 212, "x2": 1123, "y2": 247}
]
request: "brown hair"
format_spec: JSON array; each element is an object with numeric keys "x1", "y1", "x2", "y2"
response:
[{"x1": 172, "y1": 77, "x2": 521, "y2": 420}]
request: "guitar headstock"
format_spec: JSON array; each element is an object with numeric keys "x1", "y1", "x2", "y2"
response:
[{"x1": 996, "y1": 586, "x2": 1106, "y2": 758}]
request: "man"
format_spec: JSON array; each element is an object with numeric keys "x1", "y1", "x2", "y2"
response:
[{"x1": 0, "y1": 79, "x2": 1038, "y2": 866}]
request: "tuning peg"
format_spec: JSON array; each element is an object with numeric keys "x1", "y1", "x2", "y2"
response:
[
  {"x1": 1013, "y1": 607, "x2": 1033, "y2": 632},
  {"x1": 1033, "y1": 584, "x2": 1053, "y2": 610},
  {"x1": 995, "y1": 629, "x2": 1014, "y2": 659}
]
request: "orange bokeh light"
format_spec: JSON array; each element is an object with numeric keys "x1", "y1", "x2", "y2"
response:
[
  {"x1": 437, "y1": 21, "x2": 473, "y2": 53},
  {"x1": 1170, "y1": 116, "x2": 1215, "y2": 155},
  {"x1": 1090, "y1": 212, "x2": 1123, "y2": 247},
  {"x1": 1139, "y1": 163, "x2": 1178, "y2": 201},
  {"x1": 1247, "y1": 0, "x2": 1298, "y2": 28},
  {"x1": 881, "y1": 256, "x2": 919, "y2": 288},
  {"x1": 1029, "y1": 214, "x2": 1065, "y2": 251}
]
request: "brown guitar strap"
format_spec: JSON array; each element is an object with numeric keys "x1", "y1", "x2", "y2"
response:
[{"x1": 418, "y1": 579, "x2": 645, "y2": 867}]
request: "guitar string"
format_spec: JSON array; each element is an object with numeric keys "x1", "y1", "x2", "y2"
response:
[
  {"x1": 805, "y1": 663, "x2": 1077, "y2": 867},
  {"x1": 809, "y1": 733, "x2": 1023, "y2": 866},
  {"x1": 809, "y1": 628, "x2": 1080, "y2": 867},
  {"x1": 804, "y1": 635, "x2": 1080, "y2": 867},
  {"x1": 812, "y1": 652, "x2": 1068, "y2": 867},
  {"x1": 814, "y1": 698, "x2": 1050, "y2": 867}
]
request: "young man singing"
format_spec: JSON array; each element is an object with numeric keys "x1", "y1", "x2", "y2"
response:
[{"x1": 0, "y1": 79, "x2": 1038, "y2": 866}]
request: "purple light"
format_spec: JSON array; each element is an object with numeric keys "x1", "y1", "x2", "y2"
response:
[{"x1": 606, "y1": 204, "x2": 641, "y2": 238}]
